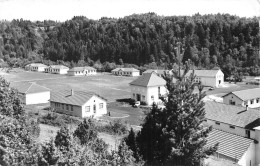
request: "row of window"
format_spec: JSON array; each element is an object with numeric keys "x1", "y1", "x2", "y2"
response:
[
  {"x1": 75, "y1": 70, "x2": 96, "y2": 74},
  {"x1": 85, "y1": 103, "x2": 104, "y2": 113},
  {"x1": 244, "y1": 98, "x2": 260, "y2": 105},
  {"x1": 54, "y1": 102, "x2": 73, "y2": 111},
  {"x1": 114, "y1": 72, "x2": 133, "y2": 75}
]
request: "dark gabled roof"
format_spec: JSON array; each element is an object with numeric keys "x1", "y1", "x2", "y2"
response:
[
  {"x1": 129, "y1": 73, "x2": 166, "y2": 87},
  {"x1": 207, "y1": 129, "x2": 253, "y2": 160},
  {"x1": 50, "y1": 90, "x2": 106, "y2": 106},
  {"x1": 112, "y1": 68, "x2": 139, "y2": 72},
  {"x1": 10, "y1": 82, "x2": 50, "y2": 94},
  {"x1": 68, "y1": 66, "x2": 96, "y2": 72},
  {"x1": 222, "y1": 88, "x2": 260, "y2": 101},
  {"x1": 205, "y1": 101, "x2": 260, "y2": 128}
]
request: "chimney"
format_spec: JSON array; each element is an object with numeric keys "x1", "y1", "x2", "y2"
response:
[
  {"x1": 71, "y1": 89, "x2": 74, "y2": 96},
  {"x1": 246, "y1": 105, "x2": 248, "y2": 111}
]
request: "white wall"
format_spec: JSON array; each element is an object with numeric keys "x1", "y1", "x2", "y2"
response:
[
  {"x1": 81, "y1": 96, "x2": 107, "y2": 117},
  {"x1": 254, "y1": 127, "x2": 260, "y2": 166},
  {"x1": 112, "y1": 70, "x2": 139, "y2": 77},
  {"x1": 68, "y1": 70, "x2": 97, "y2": 76},
  {"x1": 130, "y1": 85, "x2": 167, "y2": 105},
  {"x1": 25, "y1": 91, "x2": 50, "y2": 105},
  {"x1": 238, "y1": 142, "x2": 255, "y2": 166}
]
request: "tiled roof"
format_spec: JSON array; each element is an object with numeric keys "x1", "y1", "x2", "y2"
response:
[
  {"x1": 129, "y1": 73, "x2": 166, "y2": 87},
  {"x1": 10, "y1": 82, "x2": 50, "y2": 94},
  {"x1": 223, "y1": 88, "x2": 260, "y2": 101},
  {"x1": 207, "y1": 129, "x2": 253, "y2": 160},
  {"x1": 50, "y1": 90, "x2": 106, "y2": 106},
  {"x1": 49, "y1": 65, "x2": 69, "y2": 69},
  {"x1": 112, "y1": 68, "x2": 139, "y2": 72},
  {"x1": 143, "y1": 69, "x2": 169, "y2": 75},
  {"x1": 205, "y1": 101, "x2": 260, "y2": 128},
  {"x1": 68, "y1": 67, "x2": 96, "y2": 72}
]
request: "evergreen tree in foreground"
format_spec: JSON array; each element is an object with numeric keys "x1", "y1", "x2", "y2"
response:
[{"x1": 136, "y1": 62, "x2": 218, "y2": 165}]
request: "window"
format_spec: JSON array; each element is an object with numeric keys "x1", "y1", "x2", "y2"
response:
[
  {"x1": 142, "y1": 95, "x2": 145, "y2": 100},
  {"x1": 257, "y1": 98, "x2": 259, "y2": 103},
  {"x1": 215, "y1": 122, "x2": 220, "y2": 125},
  {"x1": 151, "y1": 95, "x2": 154, "y2": 100},
  {"x1": 71, "y1": 105, "x2": 73, "y2": 111},
  {"x1": 85, "y1": 106, "x2": 90, "y2": 112},
  {"x1": 246, "y1": 130, "x2": 250, "y2": 138},
  {"x1": 250, "y1": 100, "x2": 254, "y2": 104},
  {"x1": 66, "y1": 104, "x2": 69, "y2": 110},
  {"x1": 99, "y1": 103, "x2": 103, "y2": 109},
  {"x1": 158, "y1": 87, "x2": 161, "y2": 97},
  {"x1": 133, "y1": 93, "x2": 135, "y2": 98},
  {"x1": 230, "y1": 125, "x2": 235, "y2": 129},
  {"x1": 62, "y1": 104, "x2": 64, "y2": 109}
]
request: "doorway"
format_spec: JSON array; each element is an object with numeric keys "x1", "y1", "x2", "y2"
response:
[
  {"x1": 219, "y1": 80, "x2": 221, "y2": 84},
  {"x1": 93, "y1": 104, "x2": 96, "y2": 113},
  {"x1": 137, "y1": 94, "x2": 141, "y2": 101}
]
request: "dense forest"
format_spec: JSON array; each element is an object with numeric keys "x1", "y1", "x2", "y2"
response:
[{"x1": 0, "y1": 13, "x2": 259, "y2": 78}]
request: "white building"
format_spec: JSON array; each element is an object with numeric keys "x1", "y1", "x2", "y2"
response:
[
  {"x1": 10, "y1": 82, "x2": 50, "y2": 105},
  {"x1": 67, "y1": 67, "x2": 97, "y2": 76},
  {"x1": 205, "y1": 101, "x2": 260, "y2": 166},
  {"x1": 44, "y1": 65, "x2": 69, "y2": 74},
  {"x1": 172, "y1": 69, "x2": 224, "y2": 88},
  {"x1": 50, "y1": 90, "x2": 107, "y2": 118},
  {"x1": 129, "y1": 73, "x2": 167, "y2": 105},
  {"x1": 143, "y1": 69, "x2": 170, "y2": 77},
  {"x1": 25, "y1": 63, "x2": 48, "y2": 72},
  {"x1": 222, "y1": 88, "x2": 260, "y2": 108},
  {"x1": 111, "y1": 68, "x2": 140, "y2": 77}
]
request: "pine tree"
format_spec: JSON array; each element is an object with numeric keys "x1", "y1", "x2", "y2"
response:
[
  {"x1": 124, "y1": 128, "x2": 140, "y2": 161},
  {"x1": 137, "y1": 62, "x2": 218, "y2": 165}
]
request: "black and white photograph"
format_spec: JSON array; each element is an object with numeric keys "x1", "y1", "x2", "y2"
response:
[{"x1": 0, "y1": 0, "x2": 259, "y2": 165}]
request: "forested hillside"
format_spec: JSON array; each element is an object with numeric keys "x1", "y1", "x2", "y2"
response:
[{"x1": 0, "y1": 13, "x2": 259, "y2": 77}]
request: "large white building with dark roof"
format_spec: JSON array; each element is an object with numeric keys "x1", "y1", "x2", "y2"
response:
[
  {"x1": 44, "y1": 65, "x2": 69, "y2": 74},
  {"x1": 129, "y1": 73, "x2": 167, "y2": 105},
  {"x1": 10, "y1": 82, "x2": 50, "y2": 105},
  {"x1": 25, "y1": 63, "x2": 48, "y2": 72},
  {"x1": 111, "y1": 68, "x2": 140, "y2": 77},
  {"x1": 204, "y1": 101, "x2": 260, "y2": 166},
  {"x1": 50, "y1": 90, "x2": 107, "y2": 118},
  {"x1": 223, "y1": 88, "x2": 260, "y2": 108},
  {"x1": 172, "y1": 69, "x2": 224, "y2": 88},
  {"x1": 67, "y1": 67, "x2": 97, "y2": 76}
]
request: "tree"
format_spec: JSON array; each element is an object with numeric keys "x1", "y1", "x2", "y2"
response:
[
  {"x1": 73, "y1": 118, "x2": 98, "y2": 145},
  {"x1": 54, "y1": 126, "x2": 72, "y2": 152},
  {"x1": 124, "y1": 128, "x2": 140, "y2": 161},
  {"x1": 137, "y1": 62, "x2": 218, "y2": 165}
]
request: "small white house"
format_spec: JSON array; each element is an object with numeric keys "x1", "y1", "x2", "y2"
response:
[
  {"x1": 44, "y1": 65, "x2": 69, "y2": 74},
  {"x1": 173, "y1": 69, "x2": 224, "y2": 88},
  {"x1": 223, "y1": 88, "x2": 260, "y2": 108},
  {"x1": 25, "y1": 63, "x2": 48, "y2": 72},
  {"x1": 112, "y1": 68, "x2": 140, "y2": 77},
  {"x1": 205, "y1": 101, "x2": 260, "y2": 166},
  {"x1": 129, "y1": 73, "x2": 167, "y2": 105},
  {"x1": 50, "y1": 90, "x2": 107, "y2": 118},
  {"x1": 67, "y1": 67, "x2": 97, "y2": 76},
  {"x1": 10, "y1": 82, "x2": 50, "y2": 105}
]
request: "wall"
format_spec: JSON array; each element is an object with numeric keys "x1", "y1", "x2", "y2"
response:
[
  {"x1": 238, "y1": 142, "x2": 256, "y2": 166},
  {"x1": 147, "y1": 86, "x2": 167, "y2": 105},
  {"x1": 51, "y1": 102, "x2": 82, "y2": 117},
  {"x1": 130, "y1": 85, "x2": 148, "y2": 103},
  {"x1": 223, "y1": 93, "x2": 243, "y2": 106},
  {"x1": 81, "y1": 96, "x2": 107, "y2": 117},
  {"x1": 200, "y1": 77, "x2": 216, "y2": 87},
  {"x1": 131, "y1": 71, "x2": 140, "y2": 77},
  {"x1": 25, "y1": 91, "x2": 50, "y2": 105},
  {"x1": 254, "y1": 127, "x2": 260, "y2": 166}
]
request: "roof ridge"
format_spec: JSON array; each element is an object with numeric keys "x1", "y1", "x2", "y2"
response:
[{"x1": 24, "y1": 82, "x2": 33, "y2": 94}]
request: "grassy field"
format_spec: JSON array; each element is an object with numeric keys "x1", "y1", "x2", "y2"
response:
[{"x1": 1, "y1": 69, "x2": 135, "y2": 102}]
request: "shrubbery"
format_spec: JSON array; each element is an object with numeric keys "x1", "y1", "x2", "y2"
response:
[{"x1": 96, "y1": 119, "x2": 128, "y2": 135}]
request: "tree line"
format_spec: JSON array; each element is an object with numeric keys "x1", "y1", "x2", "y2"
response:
[{"x1": 0, "y1": 13, "x2": 259, "y2": 77}]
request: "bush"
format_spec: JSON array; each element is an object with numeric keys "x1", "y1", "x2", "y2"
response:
[
  {"x1": 140, "y1": 101, "x2": 147, "y2": 106},
  {"x1": 96, "y1": 119, "x2": 128, "y2": 135}
]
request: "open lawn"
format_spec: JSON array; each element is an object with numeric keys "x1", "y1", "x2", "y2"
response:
[{"x1": 0, "y1": 69, "x2": 136, "y2": 102}]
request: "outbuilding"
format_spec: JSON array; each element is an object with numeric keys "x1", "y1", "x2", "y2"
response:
[
  {"x1": 25, "y1": 63, "x2": 48, "y2": 72},
  {"x1": 44, "y1": 65, "x2": 69, "y2": 74},
  {"x1": 10, "y1": 82, "x2": 50, "y2": 105},
  {"x1": 50, "y1": 90, "x2": 107, "y2": 118},
  {"x1": 129, "y1": 73, "x2": 167, "y2": 105},
  {"x1": 67, "y1": 67, "x2": 97, "y2": 76},
  {"x1": 222, "y1": 88, "x2": 260, "y2": 108},
  {"x1": 111, "y1": 68, "x2": 140, "y2": 77}
]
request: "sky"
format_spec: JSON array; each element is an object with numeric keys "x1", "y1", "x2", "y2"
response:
[{"x1": 0, "y1": 0, "x2": 259, "y2": 21}]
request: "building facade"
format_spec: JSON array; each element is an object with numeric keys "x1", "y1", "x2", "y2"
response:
[
  {"x1": 25, "y1": 63, "x2": 48, "y2": 72},
  {"x1": 129, "y1": 73, "x2": 167, "y2": 105},
  {"x1": 10, "y1": 82, "x2": 50, "y2": 105},
  {"x1": 67, "y1": 67, "x2": 97, "y2": 76},
  {"x1": 50, "y1": 90, "x2": 107, "y2": 118},
  {"x1": 205, "y1": 101, "x2": 260, "y2": 166},
  {"x1": 223, "y1": 88, "x2": 260, "y2": 108},
  {"x1": 112, "y1": 68, "x2": 140, "y2": 77},
  {"x1": 44, "y1": 65, "x2": 69, "y2": 74}
]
